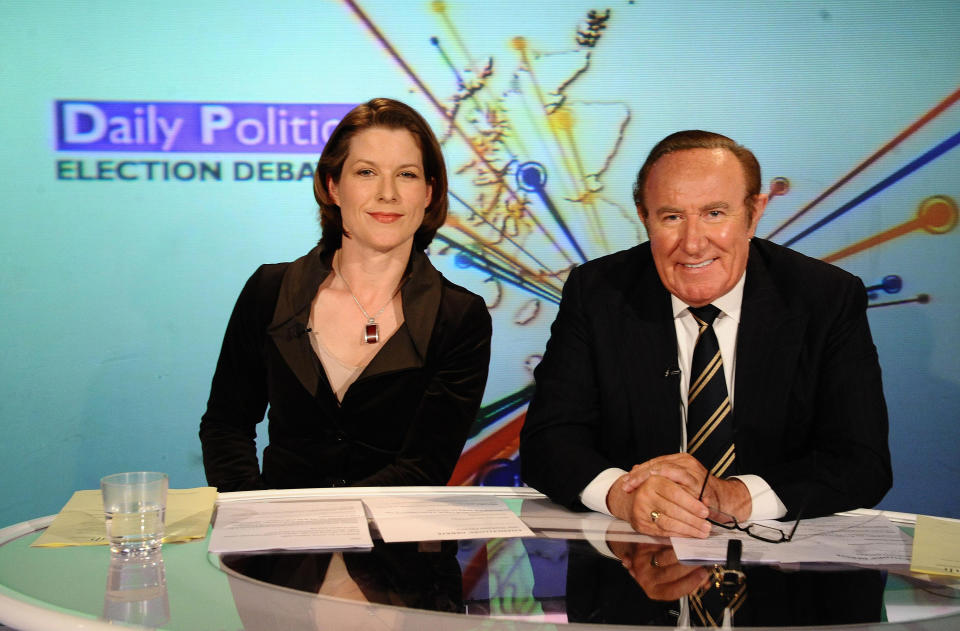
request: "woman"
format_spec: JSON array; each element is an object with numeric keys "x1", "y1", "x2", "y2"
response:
[{"x1": 200, "y1": 98, "x2": 492, "y2": 491}]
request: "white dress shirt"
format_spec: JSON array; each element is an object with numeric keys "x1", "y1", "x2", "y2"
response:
[{"x1": 580, "y1": 272, "x2": 787, "y2": 522}]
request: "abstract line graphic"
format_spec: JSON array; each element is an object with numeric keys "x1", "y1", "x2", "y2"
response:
[
  {"x1": 341, "y1": 0, "x2": 960, "y2": 487},
  {"x1": 766, "y1": 86, "x2": 960, "y2": 241},
  {"x1": 342, "y1": 1, "x2": 639, "y2": 483},
  {"x1": 781, "y1": 130, "x2": 960, "y2": 248}
]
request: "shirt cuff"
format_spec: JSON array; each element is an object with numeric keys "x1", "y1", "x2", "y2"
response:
[
  {"x1": 731, "y1": 474, "x2": 787, "y2": 521},
  {"x1": 579, "y1": 467, "x2": 628, "y2": 516},
  {"x1": 579, "y1": 513, "x2": 619, "y2": 559}
]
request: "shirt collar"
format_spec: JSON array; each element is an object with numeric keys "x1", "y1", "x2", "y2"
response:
[{"x1": 670, "y1": 270, "x2": 747, "y2": 323}]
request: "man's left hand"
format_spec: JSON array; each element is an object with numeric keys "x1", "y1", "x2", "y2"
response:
[{"x1": 619, "y1": 454, "x2": 752, "y2": 522}]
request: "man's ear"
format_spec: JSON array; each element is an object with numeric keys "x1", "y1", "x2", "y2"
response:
[
  {"x1": 637, "y1": 205, "x2": 648, "y2": 228},
  {"x1": 748, "y1": 194, "x2": 768, "y2": 238}
]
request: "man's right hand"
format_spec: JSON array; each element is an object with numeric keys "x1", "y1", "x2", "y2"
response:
[{"x1": 606, "y1": 455, "x2": 712, "y2": 538}]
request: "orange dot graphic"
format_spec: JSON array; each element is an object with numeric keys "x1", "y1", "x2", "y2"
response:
[{"x1": 918, "y1": 195, "x2": 958, "y2": 235}]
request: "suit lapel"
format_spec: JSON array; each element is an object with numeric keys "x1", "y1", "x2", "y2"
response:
[
  {"x1": 734, "y1": 242, "x2": 807, "y2": 452},
  {"x1": 616, "y1": 245, "x2": 684, "y2": 454}
]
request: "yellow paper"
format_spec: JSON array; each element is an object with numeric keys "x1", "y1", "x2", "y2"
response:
[
  {"x1": 31, "y1": 487, "x2": 217, "y2": 548},
  {"x1": 909, "y1": 515, "x2": 960, "y2": 577}
]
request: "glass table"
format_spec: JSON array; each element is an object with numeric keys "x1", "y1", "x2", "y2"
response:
[{"x1": 1, "y1": 487, "x2": 958, "y2": 630}]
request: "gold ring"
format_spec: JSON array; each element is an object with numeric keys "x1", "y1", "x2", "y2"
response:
[
  {"x1": 650, "y1": 510, "x2": 662, "y2": 523},
  {"x1": 650, "y1": 555, "x2": 661, "y2": 568}
]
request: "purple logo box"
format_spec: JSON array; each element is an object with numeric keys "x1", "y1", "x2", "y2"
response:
[{"x1": 55, "y1": 101, "x2": 355, "y2": 153}]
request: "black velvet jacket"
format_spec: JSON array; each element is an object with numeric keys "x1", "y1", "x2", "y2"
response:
[{"x1": 200, "y1": 243, "x2": 492, "y2": 491}]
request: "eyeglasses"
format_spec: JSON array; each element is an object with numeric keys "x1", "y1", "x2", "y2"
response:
[{"x1": 697, "y1": 475, "x2": 802, "y2": 544}]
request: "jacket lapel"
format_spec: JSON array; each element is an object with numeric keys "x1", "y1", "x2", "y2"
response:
[
  {"x1": 267, "y1": 245, "x2": 330, "y2": 397},
  {"x1": 266, "y1": 245, "x2": 443, "y2": 399},
  {"x1": 360, "y1": 249, "x2": 441, "y2": 379},
  {"x1": 616, "y1": 245, "x2": 684, "y2": 454},
  {"x1": 734, "y1": 242, "x2": 807, "y2": 448}
]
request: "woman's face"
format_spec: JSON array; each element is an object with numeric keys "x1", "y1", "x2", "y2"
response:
[{"x1": 328, "y1": 126, "x2": 432, "y2": 255}]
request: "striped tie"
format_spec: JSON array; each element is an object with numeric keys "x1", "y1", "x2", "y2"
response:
[{"x1": 686, "y1": 304, "x2": 736, "y2": 477}]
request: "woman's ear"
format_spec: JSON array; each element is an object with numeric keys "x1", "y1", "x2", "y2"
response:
[{"x1": 327, "y1": 174, "x2": 340, "y2": 206}]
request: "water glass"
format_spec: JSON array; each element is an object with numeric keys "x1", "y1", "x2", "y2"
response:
[{"x1": 100, "y1": 472, "x2": 168, "y2": 555}]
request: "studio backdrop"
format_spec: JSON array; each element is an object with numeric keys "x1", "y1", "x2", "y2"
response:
[{"x1": 2, "y1": 0, "x2": 958, "y2": 526}]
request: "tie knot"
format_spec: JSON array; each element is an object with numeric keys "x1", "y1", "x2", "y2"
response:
[{"x1": 689, "y1": 304, "x2": 721, "y2": 326}]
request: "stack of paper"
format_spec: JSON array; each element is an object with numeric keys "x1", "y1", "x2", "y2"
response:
[
  {"x1": 208, "y1": 500, "x2": 372, "y2": 554},
  {"x1": 910, "y1": 515, "x2": 960, "y2": 577}
]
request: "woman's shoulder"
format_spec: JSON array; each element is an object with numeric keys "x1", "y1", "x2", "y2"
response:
[
  {"x1": 247, "y1": 244, "x2": 329, "y2": 312},
  {"x1": 436, "y1": 274, "x2": 491, "y2": 333},
  {"x1": 409, "y1": 249, "x2": 487, "y2": 314},
  {"x1": 438, "y1": 274, "x2": 485, "y2": 305},
  {"x1": 240, "y1": 261, "x2": 290, "y2": 303},
  {"x1": 229, "y1": 260, "x2": 297, "y2": 334}
]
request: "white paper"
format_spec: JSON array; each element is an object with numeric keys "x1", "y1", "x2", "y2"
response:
[
  {"x1": 208, "y1": 500, "x2": 373, "y2": 553},
  {"x1": 672, "y1": 513, "x2": 911, "y2": 566},
  {"x1": 363, "y1": 495, "x2": 534, "y2": 543}
]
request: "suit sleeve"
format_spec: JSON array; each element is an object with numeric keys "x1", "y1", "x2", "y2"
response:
[
  {"x1": 520, "y1": 266, "x2": 619, "y2": 510},
  {"x1": 199, "y1": 266, "x2": 279, "y2": 492},
  {"x1": 353, "y1": 293, "x2": 492, "y2": 487},
  {"x1": 764, "y1": 275, "x2": 892, "y2": 519}
]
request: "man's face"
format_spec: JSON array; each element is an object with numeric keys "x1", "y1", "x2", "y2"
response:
[{"x1": 639, "y1": 148, "x2": 767, "y2": 307}]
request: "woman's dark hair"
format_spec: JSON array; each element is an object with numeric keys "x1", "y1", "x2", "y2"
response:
[{"x1": 313, "y1": 98, "x2": 448, "y2": 250}]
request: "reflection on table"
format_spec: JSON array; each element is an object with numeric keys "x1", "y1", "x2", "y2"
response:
[
  {"x1": 102, "y1": 550, "x2": 169, "y2": 628},
  {"x1": 1, "y1": 488, "x2": 959, "y2": 631},
  {"x1": 219, "y1": 535, "x2": 885, "y2": 629},
  {"x1": 567, "y1": 539, "x2": 883, "y2": 627}
]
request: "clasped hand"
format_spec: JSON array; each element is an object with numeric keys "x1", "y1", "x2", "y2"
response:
[{"x1": 605, "y1": 453, "x2": 750, "y2": 538}]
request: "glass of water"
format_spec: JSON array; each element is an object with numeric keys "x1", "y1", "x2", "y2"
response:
[{"x1": 100, "y1": 472, "x2": 168, "y2": 555}]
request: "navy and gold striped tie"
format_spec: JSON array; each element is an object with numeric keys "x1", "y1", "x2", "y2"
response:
[{"x1": 687, "y1": 304, "x2": 736, "y2": 477}]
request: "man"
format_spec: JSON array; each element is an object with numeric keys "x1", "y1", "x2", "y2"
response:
[{"x1": 520, "y1": 130, "x2": 892, "y2": 537}]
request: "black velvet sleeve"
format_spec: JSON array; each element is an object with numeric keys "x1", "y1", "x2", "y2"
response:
[{"x1": 199, "y1": 264, "x2": 285, "y2": 492}]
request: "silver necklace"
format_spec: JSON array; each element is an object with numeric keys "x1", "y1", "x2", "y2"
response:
[{"x1": 335, "y1": 254, "x2": 400, "y2": 344}]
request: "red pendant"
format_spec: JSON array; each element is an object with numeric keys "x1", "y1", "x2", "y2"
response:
[{"x1": 364, "y1": 322, "x2": 379, "y2": 344}]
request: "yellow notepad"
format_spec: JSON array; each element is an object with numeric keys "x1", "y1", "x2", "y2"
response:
[
  {"x1": 31, "y1": 487, "x2": 217, "y2": 548},
  {"x1": 909, "y1": 515, "x2": 960, "y2": 577}
]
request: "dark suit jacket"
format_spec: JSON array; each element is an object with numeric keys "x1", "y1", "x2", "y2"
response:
[
  {"x1": 200, "y1": 242, "x2": 492, "y2": 491},
  {"x1": 520, "y1": 238, "x2": 891, "y2": 519}
]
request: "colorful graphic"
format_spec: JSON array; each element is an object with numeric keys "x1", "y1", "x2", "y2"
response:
[
  {"x1": 2, "y1": 1, "x2": 959, "y2": 527},
  {"x1": 338, "y1": 1, "x2": 960, "y2": 517}
]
